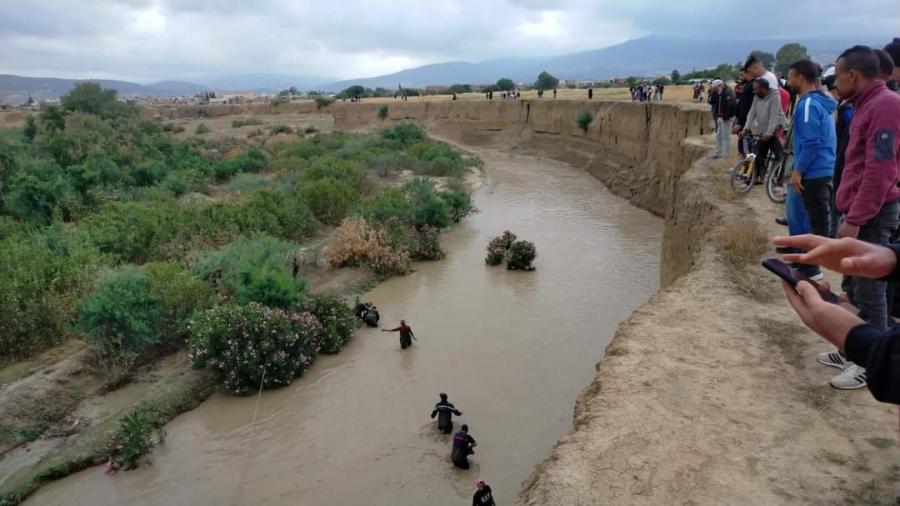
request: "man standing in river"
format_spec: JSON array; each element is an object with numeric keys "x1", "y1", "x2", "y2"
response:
[
  {"x1": 431, "y1": 392, "x2": 463, "y2": 434},
  {"x1": 452, "y1": 424, "x2": 477, "y2": 469},
  {"x1": 473, "y1": 479, "x2": 496, "y2": 505},
  {"x1": 382, "y1": 319, "x2": 416, "y2": 349}
]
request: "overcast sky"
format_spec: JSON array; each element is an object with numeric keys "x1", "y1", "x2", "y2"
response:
[{"x1": 1, "y1": 0, "x2": 898, "y2": 83}]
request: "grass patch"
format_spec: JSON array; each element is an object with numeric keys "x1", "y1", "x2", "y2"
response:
[
  {"x1": 718, "y1": 217, "x2": 772, "y2": 301},
  {"x1": 231, "y1": 118, "x2": 263, "y2": 128},
  {"x1": 756, "y1": 317, "x2": 807, "y2": 368},
  {"x1": 218, "y1": 173, "x2": 282, "y2": 195},
  {"x1": 269, "y1": 124, "x2": 293, "y2": 135},
  {"x1": 866, "y1": 436, "x2": 897, "y2": 449},
  {"x1": 195, "y1": 123, "x2": 210, "y2": 135}
]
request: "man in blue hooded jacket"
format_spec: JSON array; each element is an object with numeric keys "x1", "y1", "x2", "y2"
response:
[{"x1": 788, "y1": 60, "x2": 836, "y2": 247}]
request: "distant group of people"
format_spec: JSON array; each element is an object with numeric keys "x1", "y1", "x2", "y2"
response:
[
  {"x1": 714, "y1": 40, "x2": 900, "y2": 408},
  {"x1": 630, "y1": 83, "x2": 663, "y2": 102}
]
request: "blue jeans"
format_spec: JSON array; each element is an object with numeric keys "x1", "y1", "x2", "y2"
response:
[
  {"x1": 786, "y1": 185, "x2": 811, "y2": 236},
  {"x1": 850, "y1": 200, "x2": 900, "y2": 329}
]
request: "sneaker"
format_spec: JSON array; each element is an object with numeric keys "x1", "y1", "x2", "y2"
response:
[
  {"x1": 817, "y1": 350, "x2": 848, "y2": 369},
  {"x1": 808, "y1": 271, "x2": 824, "y2": 281},
  {"x1": 830, "y1": 363, "x2": 867, "y2": 390}
]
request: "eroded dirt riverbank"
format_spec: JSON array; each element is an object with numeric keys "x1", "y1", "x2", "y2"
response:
[{"x1": 24, "y1": 148, "x2": 663, "y2": 505}]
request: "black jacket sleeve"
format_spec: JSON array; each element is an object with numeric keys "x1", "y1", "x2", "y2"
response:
[{"x1": 845, "y1": 323, "x2": 900, "y2": 404}]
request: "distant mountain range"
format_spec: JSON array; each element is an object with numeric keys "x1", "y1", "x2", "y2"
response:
[
  {"x1": 321, "y1": 36, "x2": 883, "y2": 91},
  {"x1": 3, "y1": 35, "x2": 887, "y2": 104},
  {"x1": 0, "y1": 75, "x2": 211, "y2": 105}
]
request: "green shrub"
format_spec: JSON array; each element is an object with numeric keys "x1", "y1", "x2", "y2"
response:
[
  {"x1": 372, "y1": 151, "x2": 417, "y2": 177},
  {"x1": 189, "y1": 303, "x2": 323, "y2": 394},
  {"x1": 105, "y1": 402, "x2": 167, "y2": 471},
  {"x1": 213, "y1": 147, "x2": 269, "y2": 181},
  {"x1": 192, "y1": 235, "x2": 307, "y2": 309},
  {"x1": 301, "y1": 154, "x2": 366, "y2": 192},
  {"x1": 231, "y1": 118, "x2": 263, "y2": 128},
  {"x1": 195, "y1": 123, "x2": 211, "y2": 135},
  {"x1": 413, "y1": 142, "x2": 467, "y2": 177},
  {"x1": 81, "y1": 201, "x2": 172, "y2": 263},
  {"x1": 379, "y1": 122, "x2": 426, "y2": 146},
  {"x1": 377, "y1": 104, "x2": 389, "y2": 120},
  {"x1": 7, "y1": 159, "x2": 78, "y2": 223},
  {"x1": 295, "y1": 177, "x2": 358, "y2": 226},
  {"x1": 403, "y1": 178, "x2": 451, "y2": 230},
  {"x1": 145, "y1": 261, "x2": 212, "y2": 341},
  {"x1": 219, "y1": 173, "x2": 276, "y2": 194},
  {"x1": 354, "y1": 187, "x2": 413, "y2": 224},
  {"x1": 160, "y1": 169, "x2": 209, "y2": 197},
  {"x1": 314, "y1": 96, "x2": 334, "y2": 109},
  {"x1": 485, "y1": 237, "x2": 506, "y2": 266},
  {"x1": 297, "y1": 294, "x2": 358, "y2": 354},
  {"x1": 236, "y1": 190, "x2": 318, "y2": 240},
  {"x1": 439, "y1": 180, "x2": 476, "y2": 222},
  {"x1": 577, "y1": 109, "x2": 593, "y2": 133},
  {"x1": 0, "y1": 228, "x2": 102, "y2": 361},
  {"x1": 270, "y1": 124, "x2": 293, "y2": 135},
  {"x1": 74, "y1": 266, "x2": 162, "y2": 368},
  {"x1": 304, "y1": 126, "x2": 319, "y2": 134},
  {"x1": 507, "y1": 240, "x2": 537, "y2": 270}
]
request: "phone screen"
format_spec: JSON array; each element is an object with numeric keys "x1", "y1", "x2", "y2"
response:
[{"x1": 761, "y1": 258, "x2": 840, "y2": 304}]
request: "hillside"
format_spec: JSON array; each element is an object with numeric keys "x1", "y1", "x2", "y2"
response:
[
  {"x1": 0, "y1": 75, "x2": 209, "y2": 105},
  {"x1": 323, "y1": 35, "x2": 881, "y2": 90}
]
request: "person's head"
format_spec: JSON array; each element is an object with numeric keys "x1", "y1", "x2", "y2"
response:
[
  {"x1": 884, "y1": 38, "x2": 900, "y2": 82},
  {"x1": 835, "y1": 45, "x2": 880, "y2": 98},
  {"x1": 400, "y1": 319, "x2": 406, "y2": 325},
  {"x1": 461, "y1": 424, "x2": 469, "y2": 432},
  {"x1": 744, "y1": 56, "x2": 766, "y2": 78},
  {"x1": 875, "y1": 48, "x2": 896, "y2": 80},
  {"x1": 711, "y1": 79, "x2": 723, "y2": 91},
  {"x1": 439, "y1": 392, "x2": 447, "y2": 401},
  {"x1": 739, "y1": 68, "x2": 751, "y2": 83},
  {"x1": 752, "y1": 77, "x2": 770, "y2": 98},
  {"x1": 788, "y1": 60, "x2": 819, "y2": 93},
  {"x1": 476, "y1": 480, "x2": 486, "y2": 490}
]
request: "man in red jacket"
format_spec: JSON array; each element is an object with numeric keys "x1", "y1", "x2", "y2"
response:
[{"x1": 828, "y1": 45, "x2": 900, "y2": 388}]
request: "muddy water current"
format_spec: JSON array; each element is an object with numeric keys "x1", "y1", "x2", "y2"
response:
[{"x1": 26, "y1": 149, "x2": 662, "y2": 505}]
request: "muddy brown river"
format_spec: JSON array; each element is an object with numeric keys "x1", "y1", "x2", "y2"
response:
[{"x1": 26, "y1": 149, "x2": 662, "y2": 505}]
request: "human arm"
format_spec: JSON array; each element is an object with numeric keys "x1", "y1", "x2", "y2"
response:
[
  {"x1": 844, "y1": 111, "x2": 900, "y2": 227},
  {"x1": 763, "y1": 95, "x2": 782, "y2": 136},
  {"x1": 743, "y1": 100, "x2": 757, "y2": 134},
  {"x1": 792, "y1": 98, "x2": 826, "y2": 176},
  {"x1": 845, "y1": 324, "x2": 900, "y2": 404},
  {"x1": 774, "y1": 235, "x2": 898, "y2": 279},
  {"x1": 781, "y1": 280, "x2": 864, "y2": 352},
  {"x1": 382, "y1": 327, "x2": 400, "y2": 332}
]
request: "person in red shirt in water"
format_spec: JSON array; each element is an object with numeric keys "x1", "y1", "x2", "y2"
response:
[{"x1": 382, "y1": 319, "x2": 416, "y2": 349}]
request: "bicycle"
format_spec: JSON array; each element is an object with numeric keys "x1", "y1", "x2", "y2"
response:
[
  {"x1": 765, "y1": 151, "x2": 791, "y2": 204},
  {"x1": 729, "y1": 133, "x2": 780, "y2": 194}
]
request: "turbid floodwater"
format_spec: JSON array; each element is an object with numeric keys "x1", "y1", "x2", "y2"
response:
[{"x1": 25, "y1": 148, "x2": 662, "y2": 506}]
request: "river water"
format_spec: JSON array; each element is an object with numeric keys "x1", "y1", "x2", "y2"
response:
[{"x1": 26, "y1": 149, "x2": 662, "y2": 506}]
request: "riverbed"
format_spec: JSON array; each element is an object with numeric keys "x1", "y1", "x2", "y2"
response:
[{"x1": 25, "y1": 148, "x2": 662, "y2": 505}]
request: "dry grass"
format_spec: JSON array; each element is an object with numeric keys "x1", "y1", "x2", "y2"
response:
[
  {"x1": 756, "y1": 318, "x2": 808, "y2": 368},
  {"x1": 718, "y1": 217, "x2": 772, "y2": 301}
]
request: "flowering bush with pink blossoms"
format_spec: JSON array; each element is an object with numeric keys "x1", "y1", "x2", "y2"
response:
[{"x1": 188, "y1": 303, "x2": 323, "y2": 394}]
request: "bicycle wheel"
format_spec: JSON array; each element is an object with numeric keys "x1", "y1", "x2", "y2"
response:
[
  {"x1": 765, "y1": 155, "x2": 788, "y2": 204},
  {"x1": 730, "y1": 157, "x2": 756, "y2": 193}
]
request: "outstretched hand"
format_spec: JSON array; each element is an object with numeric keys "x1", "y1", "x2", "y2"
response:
[
  {"x1": 773, "y1": 235, "x2": 896, "y2": 279},
  {"x1": 781, "y1": 280, "x2": 863, "y2": 350}
]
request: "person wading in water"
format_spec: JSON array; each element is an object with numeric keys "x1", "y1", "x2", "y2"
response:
[
  {"x1": 452, "y1": 424, "x2": 477, "y2": 469},
  {"x1": 382, "y1": 319, "x2": 415, "y2": 349},
  {"x1": 472, "y1": 479, "x2": 496, "y2": 505},
  {"x1": 431, "y1": 393, "x2": 463, "y2": 434}
]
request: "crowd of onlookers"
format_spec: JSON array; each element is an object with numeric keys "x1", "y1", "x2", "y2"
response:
[
  {"x1": 708, "y1": 41, "x2": 900, "y2": 414},
  {"x1": 630, "y1": 83, "x2": 664, "y2": 102}
]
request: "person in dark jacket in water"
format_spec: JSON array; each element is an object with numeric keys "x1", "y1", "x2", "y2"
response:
[
  {"x1": 452, "y1": 424, "x2": 477, "y2": 469},
  {"x1": 431, "y1": 393, "x2": 463, "y2": 434},
  {"x1": 472, "y1": 479, "x2": 496, "y2": 505},
  {"x1": 382, "y1": 320, "x2": 415, "y2": 349}
]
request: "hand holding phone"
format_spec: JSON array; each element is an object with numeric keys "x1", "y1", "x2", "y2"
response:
[{"x1": 761, "y1": 258, "x2": 840, "y2": 304}]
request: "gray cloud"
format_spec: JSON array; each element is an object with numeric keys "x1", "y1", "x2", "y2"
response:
[{"x1": 0, "y1": 0, "x2": 896, "y2": 84}]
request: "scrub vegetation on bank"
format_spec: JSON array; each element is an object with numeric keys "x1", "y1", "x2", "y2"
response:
[{"x1": 0, "y1": 84, "x2": 478, "y2": 504}]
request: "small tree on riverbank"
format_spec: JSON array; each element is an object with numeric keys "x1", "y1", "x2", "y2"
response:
[{"x1": 577, "y1": 109, "x2": 593, "y2": 133}]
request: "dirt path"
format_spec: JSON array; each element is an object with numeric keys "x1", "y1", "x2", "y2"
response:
[{"x1": 519, "y1": 155, "x2": 900, "y2": 505}]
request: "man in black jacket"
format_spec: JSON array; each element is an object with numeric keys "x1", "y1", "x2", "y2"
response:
[
  {"x1": 712, "y1": 79, "x2": 736, "y2": 159},
  {"x1": 430, "y1": 392, "x2": 463, "y2": 434},
  {"x1": 774, "y1": 234, "x2": 900, "y2": 405},
  {"x1": 732, "y1": 69, "x2": 756, "y2": 155}
]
